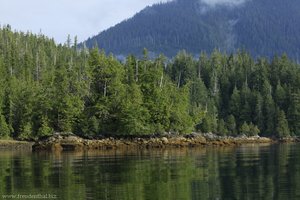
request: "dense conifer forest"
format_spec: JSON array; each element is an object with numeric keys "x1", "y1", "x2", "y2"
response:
[
  {"x1": 0, "y1": 25, "x2": 300, "y2": 140},
  {"x1": 85, "y1": 0, "x2": 300, "y2": 59}
]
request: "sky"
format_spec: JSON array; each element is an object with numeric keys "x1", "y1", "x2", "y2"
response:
[
  {"x1": 0, "y1": 0, "x2": 170, "y2": 44},
  {"x1": 0, "y1": 0, "x2": 244, "y2": 44}
]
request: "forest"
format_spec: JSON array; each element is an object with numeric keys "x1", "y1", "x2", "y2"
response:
[
  {"x1": 0, "y1": 25, "x2": 300, "y2": 140},
  {"x1": 85, "y1": 0, "x2": 300, "y2": 59}
]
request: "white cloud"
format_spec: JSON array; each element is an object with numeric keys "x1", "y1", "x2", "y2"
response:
[
  {"x1": 0, "y1": 0, "x2": 169, "y2": 43},
  {"x1": 201, "y1": 0, "x2": 247, "y2": 6}
]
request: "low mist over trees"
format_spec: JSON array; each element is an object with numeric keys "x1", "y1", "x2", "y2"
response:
[{"x1": 0, "y1": 26, "x2": 300, "y2": 140}]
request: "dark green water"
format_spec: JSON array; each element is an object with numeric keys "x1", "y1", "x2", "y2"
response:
[{"x1": 0, "y1": 144, "x2": 300, "y2": 200}]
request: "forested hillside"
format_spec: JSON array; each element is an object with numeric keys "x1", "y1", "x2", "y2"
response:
[
  {"x1": 0, "y1": 25, "x2": 300, "y2": 140},
  {"x1": 84, "y1": 0, "x2": 300, "y2": 59}
]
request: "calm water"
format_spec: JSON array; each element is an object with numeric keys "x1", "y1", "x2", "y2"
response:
[{"x1": 0, "y1": 144, "x2": 300, "y2": 200}]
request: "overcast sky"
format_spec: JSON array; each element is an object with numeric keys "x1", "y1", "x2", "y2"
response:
[{"x1": 0, "y1": 0, "x2": 170, "y2": 44}]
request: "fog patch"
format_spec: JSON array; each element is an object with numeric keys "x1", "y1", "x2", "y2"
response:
[
  {"x1": 201, "y1": 0, "x2": 248, "y2": 7},
  {"x1": 224, "y1": 19, "x2": 239, "y2": 51}
]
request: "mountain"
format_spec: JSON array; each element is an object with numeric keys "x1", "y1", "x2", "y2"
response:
[{"x1": 83, "y1": 0, "x2": 300, "y2": 59}]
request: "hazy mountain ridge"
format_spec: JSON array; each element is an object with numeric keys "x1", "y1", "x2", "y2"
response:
[{"x1": 83, "y1": 0, "x2": 300, "y2": 59}]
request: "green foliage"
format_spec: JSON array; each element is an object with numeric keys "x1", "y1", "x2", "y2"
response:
[
  {"x1": 38, "y1": 117, "x2": 53, "y2": 137},
  {"x1": 0, "y1": 114, "x2": 10, "y2": 138},
  {"x1": 0, "y1": 26, "x2": 299, "y2": 139},
  {"x1": 229, "y1": 87, "x2": 241, "y2": 122},
  {"x1": 287, "y1": 92, "x2": 300, "y2": 135},
  {"x1": 168, "y1": 85, "x2": 194, "y2": 134},
  {"x1": 239, "y1": 122, "x2": 260, "y2": 136},
  {"x1": 198, "y1": 113, "x2": 217, "y2": 134},
  {"x1": 263, "y1": 93, "x2": 276, "y2": 136},
  {"x1": 51, "y1": 64, "x2": 84, "y2": 132},
  {"x1": 239, "y1": 122, "x2": 250, "y2": 136},
  {"x1": 249, "y1": 123, "x2": 260, "y2": 136},
  {"x1": 275, "y1": 82, "x2": 286, "y2": 109},
  {"x1": 217, "y1": 119, "x2": 228, "y2": 136},
  {"x1": 118, "y1": 83, "x2": 151, "y2": 135},
  {"x1": 18, "y1": 122, "x2": 33, "y2": 140},
  {"x1": 275, "y1": 109, "x2": 290, "y2": 138},
  {"x1": 226, "y1": 115, "x2": 237, "y2": 136}
]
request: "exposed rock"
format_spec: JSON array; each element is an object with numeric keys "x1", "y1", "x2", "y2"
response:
[
  {"x1": 32, "y1": 133, "x2": 84, "y2": 151},
  {"x1": 161, "y1": 137, "x2": 168, "y2": 144},
  {"x1": 0, "y1": 140, "x2": 33, "y2": 151},
  {"x1": 31, "y1": 132, "x2": 289, "y2": 152},
  {"x1": 202, "y1": 132, "x2": 217, "y2": 141}
]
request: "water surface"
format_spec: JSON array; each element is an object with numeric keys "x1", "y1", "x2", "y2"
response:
[{"x1": 0, "y1": 144, "x2": 300, "y2": 200}]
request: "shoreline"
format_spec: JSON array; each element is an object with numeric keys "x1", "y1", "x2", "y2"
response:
[
  {"x1": 1, "y1": 133, "x2": 299, "y2": 152},
  {"x1": 0, "y1": 140, "x2": 34, "y2": 151}
]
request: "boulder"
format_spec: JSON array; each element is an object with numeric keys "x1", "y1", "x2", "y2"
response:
[{"x1": 161, "y1": 137, "x2": 168, "y2": 144}]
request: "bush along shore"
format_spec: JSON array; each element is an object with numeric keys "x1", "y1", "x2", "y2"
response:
[{"x1": 31, "y1": 132, "x2": 300, "y2": 152}]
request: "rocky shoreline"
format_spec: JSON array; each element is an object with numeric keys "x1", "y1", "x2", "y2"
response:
[
  {"x1": 1, "y1": 133, "x2": 300, "y2": 152},
  {"x1": 0, "y1": 140, "x2": 34, "y2": 151},
  {"x1": 31, "y1": 133, "x2": 299, "y2": 152}
]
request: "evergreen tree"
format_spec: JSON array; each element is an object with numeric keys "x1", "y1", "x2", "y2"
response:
[
  {"x1": 226, "y1": 115, "x2": 237, "y2": 136},
  {"x1": 2, "y1": 84, "x2": 14, "y2": 134},
  {"x1": 249, "y1": 123, "x2": 260, "y2": 136},
  {"x1": 275, "y1": 82, "x2": 286, "y2": 110},
  {"x1": 239, "y1": 122, "x2": 250, "y2": 136},
  {"x1": 37, "y1": 117, "x2": 53, "y2": 137},
  {"x1": 118, "y1": 83, "x2": 150, "y2": 135},
  {"x1": 287, "y1": 92, "x2": 300, "y2": 135},
  {"x1": 0, "y1": 113, "x2": 10, "y2": 138},
  {"x1": 0, "y1": 26, "x2": 299, "y2": 139},
  {"x1": 275, "y1": 109, "x2": 290, "y2": 138},
  {"x1": 168, "y1": 85, "x2": 194, "y2": 134},
  {"x1": 18, "y1": 122, "x2": 33, "y2": 140},
  {"x1": 229, "y1": 86, "x2": 241, "y2": 124},
  {"x1": 262, "y1": 88, "x2": 276, "y2": 136},
  {"x1": 254, "y1": 92, "x2": 264, "y2": 132},
  {"x1": 190, "y1": 78, "x2": 208, "y2": 108},
  {"x1": 51, "y1": 63, "x2": 84, "y2": 132},
  {"x1": 217, "y1": 119, "x2": 228, "y2": 136}
]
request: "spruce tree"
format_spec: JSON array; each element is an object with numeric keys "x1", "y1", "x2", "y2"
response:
[
  {"x1": 249, "y1": 123, "x2": 260, "y2": 136},
  {"x1": 239, "y1": 122, "x2": 250, "y2": 136},
  {"x1": 275, "y1": 109, "x2": 290, "y2": 138},
  {"x1": 0, "y1": 114, "x2": 10, "y2": 139},
  {"x1": 287, "y1": 92, "x2": 300, "y2": 135},
  {"x1": 226, "y1": 115, "x2": 237, "y2": 136},
  {"x1": 217, "y1": 119, "x2": 228, "y2": 136}
]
